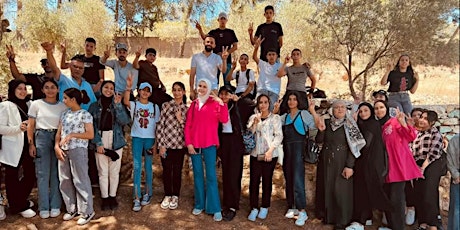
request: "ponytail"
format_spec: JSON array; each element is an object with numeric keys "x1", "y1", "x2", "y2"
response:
[{"x1": 64, "y1": 88, "x2": 90, "y2": 105}]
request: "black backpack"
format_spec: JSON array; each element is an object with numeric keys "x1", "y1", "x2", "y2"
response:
[{"x1": 236, "y1": 69, "x2": 257, "y2": 100}]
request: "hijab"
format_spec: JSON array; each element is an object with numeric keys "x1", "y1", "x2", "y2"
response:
[
  {"x1": 100, "y1": 80, "x2": 115, "y2": 109},
  {"x1": 375, "y1": 100, "x2": 390, "y2": 126},
  {"x1": 197, "y1": 79, "x2": 211, "y2": 109},
  {"x1": 7, "y1": 79, "x2": 29, "y2": 121},
  {"x1": 328, "y1": 100, "x2": 366, "y2": 158}
]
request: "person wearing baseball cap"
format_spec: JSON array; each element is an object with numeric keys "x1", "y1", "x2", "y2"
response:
[
  {"x1": 372, "y1": 89, "x2": 388, "y2": 102},
  {"x1": 194, "y1": 11, "x2": 238, "y2": 87},
  {"x1": 100, "y1": 42, "x2": 139, "y2": 95}
]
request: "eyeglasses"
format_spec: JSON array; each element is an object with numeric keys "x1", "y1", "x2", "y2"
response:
[{"x1": 72, "y1": 64, "x2": 85, "y2": 70}]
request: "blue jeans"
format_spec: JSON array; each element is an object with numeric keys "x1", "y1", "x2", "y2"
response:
[
  {"x1": 217, "y1": 63, "x2": 232, "y2": 87},
  {"x1": 448, "y1": 182, "x2": 460, "y2": 230},
  {"x1": 388, "y1": 92, "x2": 412, "y2": 115},
  {"x1": 191, "y1": 146, "x2": 221, "y2": 214},
  {"x1": 35, "y1": 129, "x2": 62, "y2": 211},
  {"x1": 131, "y1": 137, "x2": 154, "y2": 199},
  {"x1": 283, "y1": 141, "x2": 307, "y2": 209},
  {"x1": 257, "y1": 89, "x2": 279, "y2": 112}
]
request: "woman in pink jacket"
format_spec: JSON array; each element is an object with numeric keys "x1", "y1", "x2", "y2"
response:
[
  {"x1": 374, "y1": 100, "x2": 422, "y2": 230},
  {"x1": 185, "y1": 79, "x2": 228, "y2": 222}
]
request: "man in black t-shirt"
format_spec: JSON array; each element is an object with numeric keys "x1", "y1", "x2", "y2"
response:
[
  {"x1": 195, "y1": 12, "x2": 238, "y2": 86},
  {"x1": 6, "y1": 45, "x2": 55, "y2": 100},
  {"x1": 249, "y1": 5, "x2": 284, "y2": 62},
  {"x1": 60, "y1": 37, "x2": 105, "y2": 93}
]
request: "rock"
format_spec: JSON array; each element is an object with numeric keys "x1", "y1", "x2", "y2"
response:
[
  {"x1": 439, "y1": 126, "x2": 453, "y2": 134},
  {"x1": 446, "y1": 105, "x2": 459, "y2": 114},
  {"x1": 453, "y1": 125, "x2": 459, "y2": 134},
  {"x1": 27, "y1": 224, "x2": 38, "y2": 230},
  {"x1": 420, "y1": 105, "x2": 447, "y2": 118},
  {"x1": 441, "y1": 118, "x2": 459, "y2": 126},
  {"x1": 448, "y1": 109, "x2": 460, "y2": 118},
  {"x1": 446, "y1": 134, "x2": 456, "y2": 140}
]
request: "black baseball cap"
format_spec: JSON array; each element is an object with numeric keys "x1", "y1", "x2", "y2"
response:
[
  {"x1": 218, "y1": 85, "x2": 235, "y2": 94},
  {"x1": 372, "y1": 89, "x2": 387, "y2": 97},
  {"x1": 145, "y1": 48, "x2": 157, "y2": 56}
]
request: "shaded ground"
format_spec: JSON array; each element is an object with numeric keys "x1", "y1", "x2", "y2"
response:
[{"x1": 1, "y1": 154, "x2": 449, "y2": 230}]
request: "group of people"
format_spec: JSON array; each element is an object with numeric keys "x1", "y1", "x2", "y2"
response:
[{"x1": 0, "y1": 4, "x2": 458, "y2": 230}]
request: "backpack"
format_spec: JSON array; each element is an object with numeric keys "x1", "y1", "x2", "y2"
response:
[{"x1": 236, "y1": 69, "x2": 257, "y2": 100}]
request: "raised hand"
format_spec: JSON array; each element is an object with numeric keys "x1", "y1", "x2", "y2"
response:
[
  {"x1": 114, "y1": 92, "x2": 122, "y2": 104},
  {"x1": 221, "y1": 46, "x2": 229, "y2": 60},
  {"x1": 41, "y1": 41, "x2": 55, "y2": 52},
  {"x1": 60, "y1": 40, "x2": 67, "y2": 52},
  {"x1": 6, "y1": 45, "x2": 15, "y2": 60},
  {"x1": 103, "y1": 45, "x2": 111, "y2": 59},
  {"x1": 194, "y1": 20, "x2": 202, "y2": 30},
  {"x1": 284, "y1": 54, "x2": 291, "y2": 63},
  {"x1": 175, "y1": 107, "x2": 183, "y2": 122},
  {"x1": 248, "y1": 22, "x2": 254, "y2": 34},
  {"x1": 231, "y1": 57, "x2": 237, "y2": 69},
  {"x1": 254, "y1": 36, "x2": 265, "y2": 48},
  {"x1": 135, "y1": 46, "x2": 142, "y2": 58}
]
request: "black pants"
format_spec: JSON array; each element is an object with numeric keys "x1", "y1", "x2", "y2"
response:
[
  {"x1": 384, "y1": 182, "x2": 406, "y2": 230},
  {"x1": 249, "y1": 156, "x2": 277, "y2": 209},
  {"x1": 88, "y1": 148, "x2": 99, "y2": 185},
  {"x1": 161, "y1": 149, "x2": 186, "y2": 196},
  {"x1": 4, "y1": 151, "x2": 36, "y2": 213},
  {"x1": 220, "y1": 133, "x2": 244, "y2": 210},
  {"x1": 414, "y1": 158, "x2": 443, "y2": 226}
]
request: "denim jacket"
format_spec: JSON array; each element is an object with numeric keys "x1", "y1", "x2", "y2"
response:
[{"x1": 88, "y1": 99, "x2": 130, "y2": 150}]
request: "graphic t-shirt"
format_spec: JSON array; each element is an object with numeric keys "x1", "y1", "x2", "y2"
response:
[
  {"x1": 60, "y1": 109, "x2": 93, "y2": 150},
  {"x1": 387, "y1": 70, "x2": 414, "y2": 92},
  {"x1": 81, "y1": 55, "x2": 105, "y2": 84},
  {"x1": 28, "y1": 99, "x2": 67, "y2": 129},
  {"x1": 255, "y1": 22, "x2": 283, "y2": 61},
  {"x1": 208, "y1": 28, "x2": 238, "y2": 63},
  {"x1": 285, "y1": 65, "x2": 314, "y2": 92},
  {"x1": 130, "y1": 101, "x2": 160, "y2": 138}
]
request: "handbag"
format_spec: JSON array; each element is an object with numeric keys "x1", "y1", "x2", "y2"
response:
[
  {"x1": 235, "y1": 104, "x2": 255, "y2": 155},
  {"x1": 304, "y1": 137, "x2": 320, "y2": 164},
  {"x1": 104, "y1": 148, "x2": 120, "y2": 161}
]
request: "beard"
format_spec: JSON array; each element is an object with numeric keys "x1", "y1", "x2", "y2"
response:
[
  {"x1": 118, "y1": 56, "x2": 126, "y2": 61},
  {"x1": 204, "y1": 45, "x2": 213, "y2": 52}
]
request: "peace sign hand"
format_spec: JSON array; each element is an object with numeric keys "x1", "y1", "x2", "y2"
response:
[
  {"x1": 5, "y1": 45, "x2": 15, "y2": 60},
  {"x1": 254, "y1": 36, "x2": 265, "y2": 48},
  {"x1": 231, "y1": 57, "x2": 237, "y2": 69},
  {"x1": 41, "y1": 42, "x2": 55, "y2": 52},
  {"x1": 104, "y1": 45, "x2": 111, "y2": 59},
  {"x1": 60, "y1": 40, "x2": 67, "y2": 52},
  {"x1": 135, "y1": 46, "x2": 142, "y2": 58},
  {"x1": 221, "y1": 46, "x2": 229, "y2": 60},
  {"x1": 248, "y1": 22, "x2": 254, "y2": 34}
]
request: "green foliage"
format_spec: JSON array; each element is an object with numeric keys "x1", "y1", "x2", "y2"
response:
[{"x1": 15, "y1": 0, "x2": 115, "y2": 56}]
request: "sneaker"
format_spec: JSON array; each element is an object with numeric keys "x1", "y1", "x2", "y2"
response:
[
  {"x1": 132, "y1": 199, "x2": 141, "y2": 212},
  {"x1": 50, "y1": 209, "x2": 61, "y2": 218},
  {"x1": 20, "y1": 209, "x2": 36, "y2": 218},
  {"x1": 223, "y1": 209, "x2": 236, "y2": 221},
  {"x1": 258, "y1": 207, "x2": 268, "y2": 219},
  {"x1": 63, "y1": 211, "x2": 78, "y2": 221},
  {"x1": 77, "y1": 212, "x2": 95, "y2": 225},
  {"x1": 169, "y1": 196, "x2": 178, "y2": 210},
  {"x1": 0, "y1": 205, "x2": 5, "y2": 221},
  {"x1": 378, "y1": 227, "x2": 392, "y2": 230},
  {"x1": 192, "y1": 208, "x2": 203, "y2": 215},
  {"x1": 365, "y1": 219, "x2": 373, "y2": 226},
  {"x1": 213, "y1": 212, "x2": 223, "y2": 222},
  {"x1": 39, "y1": 210, "x2": 50, "y2": 219},
  {"x1": 140, "y1": 194, "x2": 151, "y2": 206},
  {"x1": 405, "y1": 208, "x2": 415, "y2": 225},
  {"x1": 160, "y1": 196, "x2": 171, "y2": 209},
  {"x1": 295, "y1": 211, "x2": 308, "y2": 226},
  {"x1": 414, "y1": 226, "x2": 427, "y2": 230},
  {"x1": 345, "y1": 222, "x2": 364, "y2": 230},
  {"x1": 248, "y1": 208, "x2": 258, "y2": 221},
  {"x1": 285, "y1": 209, "x2": 299, "y2": 219},
  {"x1": 382, "y1": 213, "x2": 388, "y2": 225}
]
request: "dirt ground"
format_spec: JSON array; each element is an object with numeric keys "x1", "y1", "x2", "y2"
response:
[{"x1": 0, "y1": 154, "x2": 449, "y2": 230}]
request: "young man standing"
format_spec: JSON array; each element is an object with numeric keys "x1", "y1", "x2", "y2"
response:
[
  {"x1": 277, "y1": 49, "x2": 317, "y2": 114},
  {"x1": 249, "y1": 5, "x2": 283, "y2": 62},
  {"x1": 60, "y1": 38, "x2": 105, "y2": 93},
  {"x1": 253, "y1": 37, "x2": 282, "y2": 111},
  {"x1": 133, "y1": 47, "x2": 171, "y2": 106},
  {"x1": 100, "y1": 43, "x2": 138, "y2": 95},
  {"x1": 195, "y1": 12, "x2": 238, "y2": 86},
  {"x1": 6, "y1": 45, "x2": 53, "y2": 100},
  {"x1": 226, "y1": 54, "x2": 256, "y2": 99},
  {"x1": 189, "y1": 35, "x2": 228, "y2": 100}
]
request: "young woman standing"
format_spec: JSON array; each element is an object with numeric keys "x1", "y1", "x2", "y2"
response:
[{"x1": 28, "y1": 79, "x2": 67, "y2": 219}]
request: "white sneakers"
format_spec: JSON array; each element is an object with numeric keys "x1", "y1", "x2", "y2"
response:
[
  {"x1": 346, "y1": 222, "x2": 364, "y2": 230},
  {"x1": 285, "y1": 209, "x2": 299, "y2": 219},
  {"x1": 160, "y1": 196, "x2": 171, "y2": 209},
  {"x1": 20, "y1": 209, "x2": 36, "y2": 218},
  {"x1": 161, "y1": 196, "x2": 179, "y2": 210},
  {"x1": 405, "y1": 208, "x2": 416, "y2": 225}
]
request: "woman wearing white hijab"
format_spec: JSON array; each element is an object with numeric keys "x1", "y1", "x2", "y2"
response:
[{"x1": 184, "y1": 79, "x2": 229, "y2": 221}]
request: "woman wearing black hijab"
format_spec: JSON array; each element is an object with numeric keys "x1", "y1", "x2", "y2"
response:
[
  {"x1": 347, "y1": 102, "x2": 391, "y2": 229},
  {"x1": 0, "y1": 80, "x2": 36, "y2": 218}
]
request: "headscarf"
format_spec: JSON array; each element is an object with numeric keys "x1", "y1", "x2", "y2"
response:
[
  {"x1": 329, "y1": 100, "x2": 366, "y2": 158},
  {"x1": 357, "y1": 102, "x2": 376, "y2": 126},
  {"x1": 197, "y1": 79, "x2": 211, "y2": 109},
  {"x1": 100, "y1": 80, "x2": 115, "y2": 109},
  {"x1": 375, "y1": 100, "x2": 390, "y2": 126},
  {"x1": 7, "y1": 79, "x2": 29, "y2": 121}
]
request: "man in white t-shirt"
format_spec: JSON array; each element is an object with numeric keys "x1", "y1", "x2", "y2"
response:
[
  {"x1": 226, "y1": 54, "x2": 256, "y2": 99},
  {"x1": 189, "y1": 35, "x2": 229, "y2": 100},
  {"x1": 252, "y1": 37, "x2": 282, "y2": 111}
]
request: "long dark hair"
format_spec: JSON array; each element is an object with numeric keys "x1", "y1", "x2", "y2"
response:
[
  {"x1": 394, "y1": 54, "x2": 414, "y2": 75},
  {"x1": 64, "y1": 88, "x2": 90, "y2": 105},
  {"x1": 285, "y1": 90, "x2": 307, "y2": 111},
  {"x1": 256, "y1": 94, "x2": 270, "y2": 112},
  {"x1": 172, "y1": 81, "x2": 187, "y2": 104},
  {"x1": 41, "y1": 79, "x2": 59, "y2": 100}
]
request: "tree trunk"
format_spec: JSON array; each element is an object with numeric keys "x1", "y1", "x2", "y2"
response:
[
  {"x1": 115, "y1": 0, "x2": 119, "y2": 24},
  {"x1": 348, "y1": 54, "x2": 356, "y2": 99}
]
